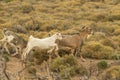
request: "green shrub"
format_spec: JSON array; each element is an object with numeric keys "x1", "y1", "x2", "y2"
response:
[
  {"x1": 82, "y1": 41, "x2": 114, "y2": 59},
  {"x1": 50, "y1": 55, "x2": 77, "y2": 71},
  {"x1": 110, "y1": 53, "x2": 120, "y2": 60},
  {"x1": 50, "y1": 55, "x2": 88, "y2": 77},
  {"x1": 97, "y1": 61, "x2": 108, "y2": 69}
]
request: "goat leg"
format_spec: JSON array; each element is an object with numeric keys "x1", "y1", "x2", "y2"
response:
[
  {"x1": 4, "y1": 42, "x2": 10, "y2": 54},
  {"x1": 8, "y1": 42, "x2": 19, "y2": 56},
  {"x1": 54, "y1": 44, "x2": 60, "y2": 57}
]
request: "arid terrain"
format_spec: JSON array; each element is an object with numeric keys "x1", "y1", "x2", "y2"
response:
[{"x1": 0, "y1": 0, "x2": 120, "y2": 80}]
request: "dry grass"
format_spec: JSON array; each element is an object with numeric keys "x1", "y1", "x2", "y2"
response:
[{"x1": 0, "y1": 0, "x2": 120, "y2": 79}]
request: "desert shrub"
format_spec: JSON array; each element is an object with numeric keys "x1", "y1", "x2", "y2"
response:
[
  {"x1": 17, "y1": 33, "x2": 29, "y2": 41},
  {"x1": 62, "y1": 29, "x2": 79, "y2": 35},
  {"x1": 18, "y1": 16, "x2": 30, "y2": 26},
  {"x1": 110, "y1": 5, "x2": 120, "y2": 20},
  {"x1": 89, "y1": 0, "x2": 104, "y2": 2},
  {"x1": 87, "y1": 12, "x2": 109, "y2": 22},
  {"x1": 27, "y1": 66, "x2": 36, "y2": 74},
  {"x1": 87, "y1": 32, "x2": 106, "y2": 41},
  {"x1": 110, "y1": 53, "x2": 120, "y2": 60},
  {"x1": 113, "y1": 29, "x2": 120, "y2": 36},
  {"x1": 82, "y1": 41, "x2": 114, "y2": 59},
  {"x1": 98, "y1": 66, "x2": 120, "y2": 80},
  {"x1": 25, "y1": 18, "x2": 57, "y2": 31},
  {"x1": 11, "y1": 25, "x2": 27, "y2": 33},
  {"x1": 50, "y1": 55, "x2": 88, "y2": 77},
  {"x1": 24, "y1": 20, "x2": 40, "y2": 31},
  {"x1": 69, "y1": 65, "x2": 88, "y2": 76},
  {"x1": 28, "y1": 31, "x2": 49, "y2": 38},
  {"x1": 2, "y1": 0, "x2": 14, "y2": 2},
  {"x1": 29, "y1": 47, "x2": 49, "y2": 65},
  {"x1": 50, "y1": 55, "x2": 77, "y2": 70},
  {"x1": 100, "y1": 38, "x2": 117, "y2": 49},
  {"x1": 112, "y1": 36, "x2": 120, "y2": 50},
  {"x1": 0, "y1": 18, "x2": 6, "y2": 24},
  {"x1": 1, "y1": 21, "x2": 12, "y2": 28},
  {"x1": 40, "y1": 21, "x2": 58, "y2": 31},
  {"x1": 105, "y1": 0, "x2": 120, "y2": 5},
  {"x1": 96, "y1": 22, "x2": 116, "y2": 35},
  {"x1": 21, "y1": 3, "x2": 34, "y2": 13},
  {"x1": 97, "y1": 61, "x2": 108, "y2": 69}
]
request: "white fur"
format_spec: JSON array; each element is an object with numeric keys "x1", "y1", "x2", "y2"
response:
[
  {"x1": 0, "y1": 35, "x2": 15, "y2": 54},
  {"x1": 22, "y1": 33, "x2": 62, "y2": 60}
]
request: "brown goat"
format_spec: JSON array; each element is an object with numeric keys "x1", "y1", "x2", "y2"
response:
[{"x1": 55, "y1": 26, "x2": 93, "y2": 61}]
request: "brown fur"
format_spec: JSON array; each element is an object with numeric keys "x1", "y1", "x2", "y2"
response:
[{"x1": 55, "y1": 26, "x2": 92, "y2": 57}]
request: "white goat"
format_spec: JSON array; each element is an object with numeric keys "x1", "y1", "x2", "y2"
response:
[
  {"x1": 0, "y1": 35, "x2": 14, "y2": 54},
  {"x1": 0, "y1": 28, "x2": 16, "y2": 54},
  {"x1": 0, "y1": 28, "x2": 26, "y2": 56},
  {"x1": 22, "y1": 33, "x2": 62, "y2": 60}
]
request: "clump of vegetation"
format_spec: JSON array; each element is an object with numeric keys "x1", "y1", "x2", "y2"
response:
[
  {"x1": 113, "y1": 29, "x2": 120, "y2": 36},
  {"x1": 2, "y1": 0, "x2": 14, "y2": 3},
  {"x1": 30, "y1": 47, "x2": 49, "y2": 65},
  {"x1": 27, "y1": 66, "x2": 36, "y2": 75},
  {"x1": 98, "y1": 66, "x2": 120, "y2": 80},
  {"x1": 110, "y1": 54, "x2": 120, "y2": 60},
  {"x1": 97, "y1": 61, "x2": 108, "y2": 69},
  {"x1": 87, "y1": 32, "x2": 106, "y2": 41},
  {"x1": 111, "y1": 36, "x2": 120, "y2": 50},
  {"x1": 100, "y1": 38, "x2": 116, "y2": 49},
  {"x1": 21, "y1": 2, "x2": 34, "y2": 13},
  {"x1": 0, "y1": 0, "x2": 120, "y2": 79},
  {"x1": 50, "y1": 55, "x2": 88, "y2": 78},
  {"x1": 11, "y1": 25, "x2": 27, "y2": 33},
  {"x1": 82, "y1": 41, "x2": 114, "y2": 59}
]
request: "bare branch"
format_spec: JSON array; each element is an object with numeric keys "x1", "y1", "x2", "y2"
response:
[{"x1": 0, "y1": 56, "x2": 10, "y2": 80}]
